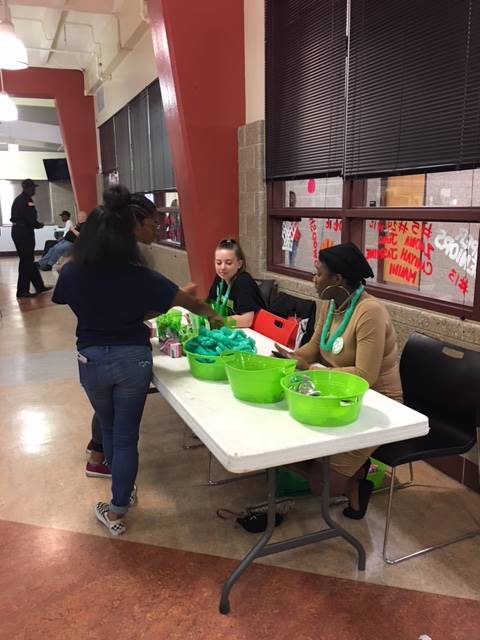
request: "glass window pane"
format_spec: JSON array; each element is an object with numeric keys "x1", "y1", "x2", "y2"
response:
[
  {"x1": 165, "y1": 191, "x2": 179, "y2": 207},
  {"x1": 360, "y1": 169, "x2": 480, "y2": 207},
  {"x1": 426, "y1": 170, "x2": 477, "y2": 206},
  {"x1": 274, "y1": 217, "x2": 343, "y2": 271},
  {"x1": 285, "y1": 177, "x2": 343, "y2": 208},
  {"x1": 364, "y1": 219, "x2": 478, "y2": 306},
  {"x1": 153, "y1": 191, "x2": 182, "y2": 246}
]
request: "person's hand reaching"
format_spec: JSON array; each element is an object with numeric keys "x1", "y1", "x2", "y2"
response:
[
  {"x1": 271, "y1": 343, "x2": 309, "y2": 370},
  {"x1": 181, "y1": 282, "x2": 198, "y2": 297},
  {"x1": 208, "y1": 314, "x2": 225, "y2": 329}
]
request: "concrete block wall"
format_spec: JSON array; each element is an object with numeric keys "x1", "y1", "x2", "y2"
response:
[{"x1": 146, "y1": 243, "x2": 191, "y2": 286}]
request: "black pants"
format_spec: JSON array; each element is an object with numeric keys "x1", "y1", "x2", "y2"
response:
[
  {"x1": 11, "y1": 226, "x2": 45, "y2": 296},
  {"x1": 90, "y1": 413, "x2": 104, "y2": 453}
]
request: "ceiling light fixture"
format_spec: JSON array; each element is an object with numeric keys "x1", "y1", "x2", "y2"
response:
[
  {"x1": 0, "y1": 70, "x2": 18, "y2": 121},
  {"x1": 0, "y1": 1, "x2": 28, "y2": 70}
]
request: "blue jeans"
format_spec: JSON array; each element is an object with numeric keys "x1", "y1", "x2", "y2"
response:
[
  {"x1": 78, "y1": 345, "x2": 153, "y2": 515},
  {"x1": 38, "y1": 239, "x2": 72, "y2": 268}
]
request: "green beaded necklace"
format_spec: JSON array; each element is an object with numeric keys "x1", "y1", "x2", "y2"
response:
[
  {"x1": 320, "y1": 285, "x2": 364, "y2": 353},
  {"x1": 214, "y1": 280, "x2": 233, "y2": 316}
]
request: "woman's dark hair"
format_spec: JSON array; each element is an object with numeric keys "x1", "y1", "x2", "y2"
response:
[
  {"x1": 130, "y1": 193, "x2": 157, "y2": 223},
  {"x1": 216, "y1": 238, "x2": 247, "y2": 271},
  {"x1": 73, "y1": 185, "x2": 141, "y2": 271},
  {"x1": 318, "y1": 242, "x2": 374, "y2": 289}
]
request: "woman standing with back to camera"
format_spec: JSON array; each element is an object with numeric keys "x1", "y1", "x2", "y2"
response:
[{"x1": 53, "y1": 186, "x2": 222, "y2": 536}]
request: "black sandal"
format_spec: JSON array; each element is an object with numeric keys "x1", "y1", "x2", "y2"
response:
[{"x1": 343, "y1": 478, "x2": 373, "y2": 520}]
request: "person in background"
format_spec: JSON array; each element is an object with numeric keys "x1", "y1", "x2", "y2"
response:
[
  {"x1": 56, "y1": 211, "x2": 73, "y2": 236},
  {"x1": 42, "y1": 211, "x2": 74, "y2": 256},
  {"x1": 10, "y1": 178, "x2": 52, "y2": 298},
  {"x1": 206, "y1": 238, "x2": 265, "y2": 328},
  {"x1": 165, "y1": 198, "x2": 181, "y2": 244},
  {"x1": 53, "y1": 185, "x2": 222, "y2": 536},
  {"x1": 37, "y1": 212, "x2": 86, "y2": 271},
  {"x1": 274, "y1": 242, "x2": 402, "y2": 520}
]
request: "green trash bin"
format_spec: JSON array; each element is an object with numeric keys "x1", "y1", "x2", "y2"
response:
[
  {"x1": 277, "y1": 458, "x2": 387, "y2": 497},
  {"x1": 276, "y1": 468, "x2": 310, "y2": 497},
  {"x1": 367, "y1": 458, "x2": 388, "y2": 490}
]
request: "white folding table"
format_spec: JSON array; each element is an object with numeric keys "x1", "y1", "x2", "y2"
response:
[{"x1": 152, "y1": 330, "x2": 429, "y2": 614}]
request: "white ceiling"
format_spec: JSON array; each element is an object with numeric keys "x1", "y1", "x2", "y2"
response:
[
  {"x1": 8, "y1": 0, "x2": 124, "y2": 72},
  {"x1": 1, "y1": 2, "x2": 150, "y2": 149}
]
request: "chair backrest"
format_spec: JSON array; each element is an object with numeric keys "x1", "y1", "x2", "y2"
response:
[
  {"x1": 269, "y1": 292, "x2": 317, "y2": 346},
  {"x1": 254, "y1": 278, "x2": 277, "y2": 309},
  {"x1": 400, "y1": 332, "x2": 480, "y2": 439}
]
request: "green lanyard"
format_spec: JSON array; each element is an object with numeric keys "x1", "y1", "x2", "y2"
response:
[
  {"x1": 215, "y1": 280, "x2": 233, "y2": 316},
  {"x1": 320, "y1": 285, "x2": 364, "y2": 352}
]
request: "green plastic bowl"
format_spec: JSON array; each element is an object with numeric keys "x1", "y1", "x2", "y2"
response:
[
  {"x1": 183, "y1": 336, "x2": 229, "y2": 381},
  {"x1": 221, "y1": 352, "x2": 297, "y2": 403},
  {"x1": 281, "y1": 370, "x2": 369, "y2": 427},
  {"x1": 184, "y1": 349, "x2": 227, "y2": 381}
]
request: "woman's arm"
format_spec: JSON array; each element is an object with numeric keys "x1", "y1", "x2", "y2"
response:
[
  {"x1": 293, "y1": 315, "x2": 325, "y2": 365},
  {"x1": 229, "y1": 311, "x2": 255, "y2": 328},
  {"x1": 271, "y1": 317, "x2": 325, "y2": 370},
  {"x1": 144, "y1": 290, "x2": 223, "y2": 327}
]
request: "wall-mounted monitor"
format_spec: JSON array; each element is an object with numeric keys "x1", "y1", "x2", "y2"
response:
[{"x1": 43, "y1": 158, "x2": 70, "y2": 182}]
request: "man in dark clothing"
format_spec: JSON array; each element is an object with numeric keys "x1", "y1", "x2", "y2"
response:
[{"x1": 10, "y1": 179, "x2": 52, "y2": 298}]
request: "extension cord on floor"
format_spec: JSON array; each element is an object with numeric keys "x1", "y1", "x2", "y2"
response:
[{"x1": 247, "y1": 498, "x2": 296, "y2": 516}]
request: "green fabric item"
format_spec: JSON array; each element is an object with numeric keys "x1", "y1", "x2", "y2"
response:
[{"x1": 186, "y1": 327, "x2": 256, "y2": 357}]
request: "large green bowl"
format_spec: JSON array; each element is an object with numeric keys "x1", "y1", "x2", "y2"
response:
[
  {"x1": 184, "y1": 349, "x2": 228, "y2": 381},
  {"x1": 183, "y1": 337, "x2": 229, "y2": 381},
  {"x1": 281, "y1": 370, "x2": 369, "y2": 427},
  {"x1": 221, "y1": 352, "x2": 297, "y2": 403}
]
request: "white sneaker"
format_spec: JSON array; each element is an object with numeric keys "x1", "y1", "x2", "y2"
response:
[
  {"x1": 95, "y1": 502, "x2": 126, "y2": 536},
  {"x1": 129, "y1": 484, "x2": 137, "y2": 506}
]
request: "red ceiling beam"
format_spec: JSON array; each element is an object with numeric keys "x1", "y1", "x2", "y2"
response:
[{"x1": 3, "y1": 67, "x2": 98, "y2": 214}]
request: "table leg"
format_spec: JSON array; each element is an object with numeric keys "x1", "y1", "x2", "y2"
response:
[
  {"x1": 219, "y1": 467, "x2": 277, "y2": 614},
  {"x1": 318, "y1": 457, "x2": 366, "y2": 571},
  {"x1": 218, "y1": 458, "x2": 366, "y2": 614}
]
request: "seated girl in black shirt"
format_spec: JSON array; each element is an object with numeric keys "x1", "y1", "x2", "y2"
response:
[{"x1": 207, "y1": 238, "x2": 265, "y2": 328}]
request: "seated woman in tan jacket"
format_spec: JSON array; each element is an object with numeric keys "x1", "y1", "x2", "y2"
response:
[{"x1": 274, "y1": 242, "x2": 402, "y2": 520}]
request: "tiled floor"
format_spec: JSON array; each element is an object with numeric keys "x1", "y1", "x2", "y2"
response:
[{"x1": 1, "y1": 255, "x2": 480, "y2": 639}]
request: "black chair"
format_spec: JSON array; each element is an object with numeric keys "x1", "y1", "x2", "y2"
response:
[
  {"x1": 373, "y1": 332, "x2": 480, "y2": 564},
  {"x1": 254, "y1": 278, "x2": 277, "y2": 310}
]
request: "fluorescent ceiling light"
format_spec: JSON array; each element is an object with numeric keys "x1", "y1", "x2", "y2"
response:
[
  {"x1": 0, "y1": 92, "x2": 18, "y2": 121},
  {"x1": 0, "y1": 21, "x2": 28, "y2": 70},
  {"x1": 0, "y1": 0, "x2": 28, "y2": 71}
]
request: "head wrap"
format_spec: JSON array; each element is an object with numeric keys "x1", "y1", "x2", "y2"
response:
[{"x1": 318, "y1": 242, "x2": 374, "y2": 285}]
